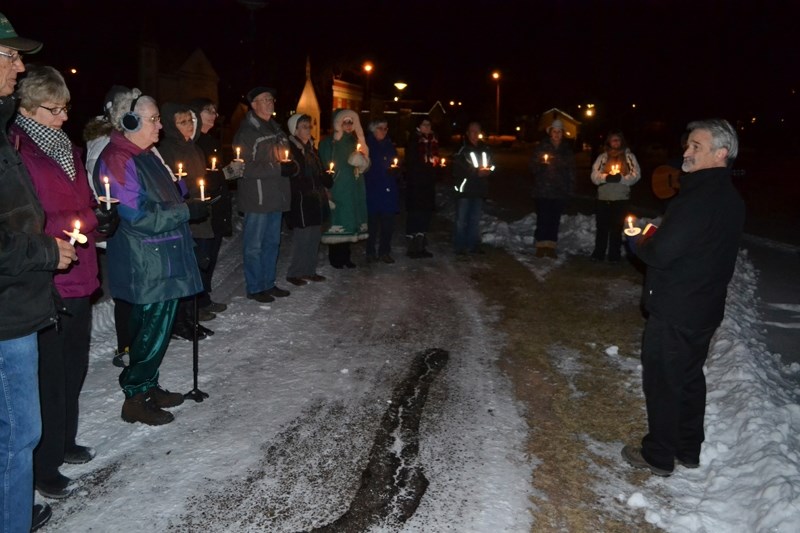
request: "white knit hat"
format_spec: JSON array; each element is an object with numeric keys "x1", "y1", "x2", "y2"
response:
[
  {"x1": 547, "y1": 119, "x2": 564, "y2": 133},
  {"x1": 287, "y1": 113, "x2": 305, "y2": 136}
]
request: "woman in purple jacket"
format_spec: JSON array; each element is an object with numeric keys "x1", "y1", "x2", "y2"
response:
[{"x1": 11, "y1": 66, "x2": 111, "y2": 500}]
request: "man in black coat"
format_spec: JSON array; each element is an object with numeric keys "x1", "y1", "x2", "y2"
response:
[
  {"x1": 622, "y1": 119, "x2": 745, "y2": 477},
  {"x1": 0, "y1": 12, "x2": 76, "y2": 531}
]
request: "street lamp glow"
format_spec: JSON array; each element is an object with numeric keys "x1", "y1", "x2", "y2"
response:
[
  {"x1": 491, "y1": 71, "x2": 501, "y2": 133},
  {"x1": 363, "y1": 62, "x2": 373, "y2": 74},
  {"x1": 394, "y1": 82, "x2": 407, "y2": 91}
]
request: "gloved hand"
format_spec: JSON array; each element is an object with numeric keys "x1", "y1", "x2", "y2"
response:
[
  {"x1": 94, "y1": 203, "x2": 120, "y2": 237},
  {"x1": 185, "y1": 198, "x2": 211, "y2": 221},
  {"x1": 222, "y1": 160, "x2": 245, "y2": 181},
  {"x1": 280, "y1": 160, "x2": 298, "y2": 177},
  {"x1": 605, "y1": 173, "x2": 622, "y2": 183}
]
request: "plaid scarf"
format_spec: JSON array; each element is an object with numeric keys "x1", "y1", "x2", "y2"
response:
[{"x1": 15, "y1": 114, "x2": 77, "y2": 179}]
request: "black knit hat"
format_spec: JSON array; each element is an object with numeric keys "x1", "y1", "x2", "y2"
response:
[{"x1": 246, "y1": 86, "x2": 276, "y2": 104}]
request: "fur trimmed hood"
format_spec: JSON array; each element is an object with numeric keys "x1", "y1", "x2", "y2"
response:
[{"x1": 331, "y1": 109, "x2": 368, "y2": 158}]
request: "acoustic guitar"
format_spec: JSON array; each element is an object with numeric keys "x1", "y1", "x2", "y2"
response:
[
  {"x1": 651, "y1": 165, "x2": 682, "y2": 200},
  {"x1": 651, "y1": 165, "x2": 746, "y2": 200}
]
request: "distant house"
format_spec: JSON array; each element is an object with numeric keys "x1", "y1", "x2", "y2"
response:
[
  {"x1": 538, "y1": 108, "x2": 581, "y2": 139},
  {"x1": 138, "y1": 42, "x2": 219, "y2": 106}
]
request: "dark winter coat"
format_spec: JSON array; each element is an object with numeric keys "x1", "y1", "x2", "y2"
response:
[
  {"x1": 157, "y1": 103, "x2": 213, "y2": 239},
  {"x1": 97, "y1": 131, "x2": 202, "y2": 304},
  {"x1": 364, "y1": 132, "x2": 399, "y2": 214},
  {"x1": 637, "y1": 166, "x2": 745, "y2": 330},
  {"x1": 0, "y1": 96, "x2": 60, "y2": 340},
  {"x1": 285, "y1": 134, "x2": 332, "y2": 229},
  {"x1": 529, "y1": 137, "x2": 576, "y2": 199},
  {"x1": 451, "y1": 140, "x2": 492, "y2": 199},
  {"x1": 10, "y1": 124, "x2": 100, "y2": 299},
  {"x1": 404, "y1": 129, "x2": 438, "y2": 212},
  {"x1": 195, "y1": 129, "x2": 232, "y2": 237},
  {"x1": 233, "y1": 110, "x2": 291, "y2": 214}
]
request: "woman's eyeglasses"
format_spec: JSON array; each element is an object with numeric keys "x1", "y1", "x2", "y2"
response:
[{"x1": 39, "y1": 104, "x2": 71, "y2": 115}]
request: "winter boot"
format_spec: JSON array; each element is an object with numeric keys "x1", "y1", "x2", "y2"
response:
[
  {"x1": 121, "y1": 392, "x2": 174, "y2": 425},
  {"x1": 418, "y1": 234, "x2": 433, "y2": 258},
  {"x1": 148, "y1": 386, "x2": 185, "y2": 408},
  {"x1": 406, "y1": 234, "x2": 421, "y2": 258}
]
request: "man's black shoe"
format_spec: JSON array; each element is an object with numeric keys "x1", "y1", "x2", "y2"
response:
[
  {"x1": 198, "y1": 324, "x2": 214, "y2": 336},
  {"x1": 63, "y1": 445, "x2": 95, "y2": 465},
  {"x1": 31, "y1": 502, "x2": 52, "y2": 531},
  {"x1": 621, "y1": 445, "x2": 672, "y2": 477},
  {"x1": 266, "y1": 285, "x2": 290, "y2": 297},
  {"x1": 36, "y1": 472, "x2": 75, "y2": 499},
  {"x1": 202, "y1": 301, "x2": 228, "y2": 313},
  {"x1": 247, "y1": 291, "x2": 275, "y2": 303}
]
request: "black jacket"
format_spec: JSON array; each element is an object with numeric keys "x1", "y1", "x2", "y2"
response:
[
  {"x1": 0, "y1": 96, "x2": 60, "y2": 340},
  {"x1": 637, "y1": 166, "x2": 745, "y2": 330},
  {"x1": 285, "y1": 135, "x2": 332, "y2": 229},
  {"x1": 451, "y1": 140, "x2": 492, "y2": 198}
]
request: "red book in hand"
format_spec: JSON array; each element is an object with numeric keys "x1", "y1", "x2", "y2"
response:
[{"x1": 642, "y1": 223, "x2": 658, "y2": 237}]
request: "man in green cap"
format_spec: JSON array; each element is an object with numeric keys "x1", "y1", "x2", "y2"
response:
[{"x1": 0, "y1": 11, "x2": 73, "y2": 532}]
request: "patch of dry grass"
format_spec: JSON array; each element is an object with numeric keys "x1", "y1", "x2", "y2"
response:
[{"x1": 471, "y1": 251, "x2": 661, "y2": 532}]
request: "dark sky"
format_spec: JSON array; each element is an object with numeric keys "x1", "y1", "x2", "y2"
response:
[{"x1": 4, "y1": 0, "x2": 798, "y2": 141}]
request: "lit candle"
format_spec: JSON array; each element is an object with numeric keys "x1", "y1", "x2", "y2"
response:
[
  {"x1": 482, "y1": 152, "x2": 488, "y2": 168},
  {"x1": 235, "y1": 147, "x2": 241, "y2": 161},
  {"x1": 392, "y1": 157, "x2": 398, "y2": 167},
  {"x1": 103, "y1": 176, "x2": 111, "y2": 209},
  {"x1": 544, "y1": 154, "x2": 549, "y2": 164},
  {"x1": 211, "y1": 157, "x2": 217, "y2": 171},
  {"x1": 177, "y1": 163, "x2": 184, "y2": 177},
  {"x1": 440, "y1": 157, "x2": 446, "y2": 167},
  {"x1": 284, "y1": 149, "x2": 290, "y2": 161},
  {"x1": 199, "y1": 179, "x2": 205, "y2": 201},
  {"x1": 356, "y1": 143, "x2": 361, "y2": 153},
  {"x1": 624, "y1": 215, "x2": 642, "y2": 236},
  {"x1": 64, "y1": 220, "x2": 87, "y2": 245},
  {"x1": 328, "y1": 161, "x2": 335, "y2": 174}
]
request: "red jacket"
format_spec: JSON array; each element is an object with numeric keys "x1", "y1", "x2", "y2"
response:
[{"x1": 11, "y1": 124, "x2": 100, "y2": 299}]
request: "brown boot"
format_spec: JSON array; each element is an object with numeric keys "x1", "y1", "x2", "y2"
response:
[
  {"x1": 148, "y1": 386, "x2": 185, "y2": 408},
  {"x1": 121, "y1": 392, "x2": 174, "y2": 425}
]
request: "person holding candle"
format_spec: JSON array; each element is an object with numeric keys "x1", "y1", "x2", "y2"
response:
[
  {"x1": 10, "y1": 65, "x2": 109, "y2": 501},
  {"x1": 589, "y1": 130, "x2": 641, "y2": 262},
  {"x1": 319, "y1": 109, "x2": 370, "y2": 268},
  {"x1": 233, "y1": 86, "x2": 296, "y2": 302},
  {"x1": 621, "y1": 119, "x2": 745, "y2": 477},
  {"x1": 364, "y1": 117, "x2": 399, "y2": 264},
  {"x1": 0, "y1": 16, "x2": 75, "y2": 531},
  {"x1": 157, "y1": 102, "x2": 219, "y2": 341},
  {"x1": 284, "y1": 113, "x2": 332, "y2": 284},
  {"x1": 528, "y1": 118, "x2": 575, "y2": 259},
  {"x1": 451, "y1": 121, "x2": 493, "y2": 256},
  {"x1": 97, "y1": 88, "x2": 205, "y2": 426},
  {"x1": 403, "y1": 116, "x2": 439, "y2": 259}
]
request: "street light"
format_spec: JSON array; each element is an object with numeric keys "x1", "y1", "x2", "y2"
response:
[
  {"x1": 394, "y1": 81, "x2": 407, "y2": 103},
  {"x1": 492, "y1": 71, "x2": 500, "y2": 134},
  {"x1": 363, "y1": 62, "x2": 373, "y2": 115}
]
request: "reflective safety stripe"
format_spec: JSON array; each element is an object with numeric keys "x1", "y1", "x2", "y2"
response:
[
  {"x1": 457, "y1": 178, "x2": 467, "y2": 192},
  {"x1": 469, "y1": 152, "x2": 479, "y2": 168}
]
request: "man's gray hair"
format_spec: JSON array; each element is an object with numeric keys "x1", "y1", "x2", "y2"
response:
[{"x1": 687, "y1": 118, "x2": 738, "y2": 163}]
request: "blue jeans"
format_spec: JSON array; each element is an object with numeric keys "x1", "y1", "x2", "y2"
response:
[
  {"x1": 242, "y1": 211, "x2": 282, "y2": 294},
  {"x1": 454, "y1": 197, "x2": 483, "y2": 252},
  {"x1": 0, "y1": 333, "x2": 41, "y2": 533}
]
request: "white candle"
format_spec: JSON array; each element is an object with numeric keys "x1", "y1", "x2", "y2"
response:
[
  {"x1": 235, "y1": 147, "x2": 241, "y2": 161},
  {"x1": 65, "y1": 220, "x2": 86, "y2": 245},
  {"x1": 284, "y1": 149, "x2": 290, "y2": 161},
  {"x1": 544, "y1": 154, "x2": 549, "y2": 163},
  {"x1": 392, "y1": 157, "x2": 398, "y2": 167},
  {"x1": 103, "y1": 176, "x2": 111, "y2": 209},
  {"x1": 624, "y1": 215, "x2": 642, "y2": 237},
  {"x1": 177, "y1": 163, "x2": 184, "y2": 176},
  {"x1": 441, "y1": 157, "x2": 446, "y2": 167},
  {"x1": 627, "y1": 216, "x2": 634, "y2": 230},
  {"x1": 211, "y1": 157, "x2": 217, "y2": 171},
  {"x1": 328, "y1": 161, "x2": 335, "y2": 173},
  {"x1": 482, "y1": 152, "x2": 488, "y2": 168},
  {"x1": 199, "y1": 179, "x2": 205, "y2": 201}
]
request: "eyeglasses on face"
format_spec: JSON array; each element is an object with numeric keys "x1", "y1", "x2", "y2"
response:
[
  {"x1": 141, "y1": 114, "x2": 161, "y2": 124},
  {"x1": 0, "y1": 50, "x2": 22, "y2": 63},
  {"x1": 39, "y1": 103, "x2": 71, "y2": 115}
]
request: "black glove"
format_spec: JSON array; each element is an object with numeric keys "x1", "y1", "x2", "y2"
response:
[
  {"x1": 280, "y1": 160, "x2": 298, "y2": 177},
  {"x1": 94, "y1": 203, "x2": 120, "y2": 237},
  {"x1": 606, "y1": 173, "x2": 622, "y2": 183},
  {"x1": 185, "y1": 198, "x2": 210, "y2": 221}
]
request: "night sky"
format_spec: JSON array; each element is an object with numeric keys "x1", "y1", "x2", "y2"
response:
[{"x1": 3, "y1": 0, "x2": 798, "y2": 146}]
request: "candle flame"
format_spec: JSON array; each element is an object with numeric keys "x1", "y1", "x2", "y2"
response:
[
  {"x1": 74, "y1": 220, "x2": 81, "y2": 231},
  {"x1": 103, "y1": 176, "x2": 109, "y2": 185}
]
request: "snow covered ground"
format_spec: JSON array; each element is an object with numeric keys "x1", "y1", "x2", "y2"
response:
[{"x1": 39, "y1": 208, "x2": 800, "y2": 532}]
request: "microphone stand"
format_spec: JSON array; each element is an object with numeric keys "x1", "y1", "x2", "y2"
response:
[{"x1": 184, "y1": 294, "x2": 209, "y2": 402}]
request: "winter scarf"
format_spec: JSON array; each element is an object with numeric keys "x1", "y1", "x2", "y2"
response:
[{"x1": 15, "y1": 114, "x2": 76, "y2": 179}]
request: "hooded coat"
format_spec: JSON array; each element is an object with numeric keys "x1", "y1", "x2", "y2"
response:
[
  {"x1": 319, "y1": 109, "x2": 370, "y2": 244},
  {"x1": 157, "y1": 103, "x2": 213, "y2": 239}
]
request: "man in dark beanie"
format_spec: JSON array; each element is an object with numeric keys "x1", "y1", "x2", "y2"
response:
[
  {"x1": 0, "y1": 11, "x2": 75, "y2": 531},
  {"x1": 233, "y1": 87, "x2": 297, "y2": 303}
]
